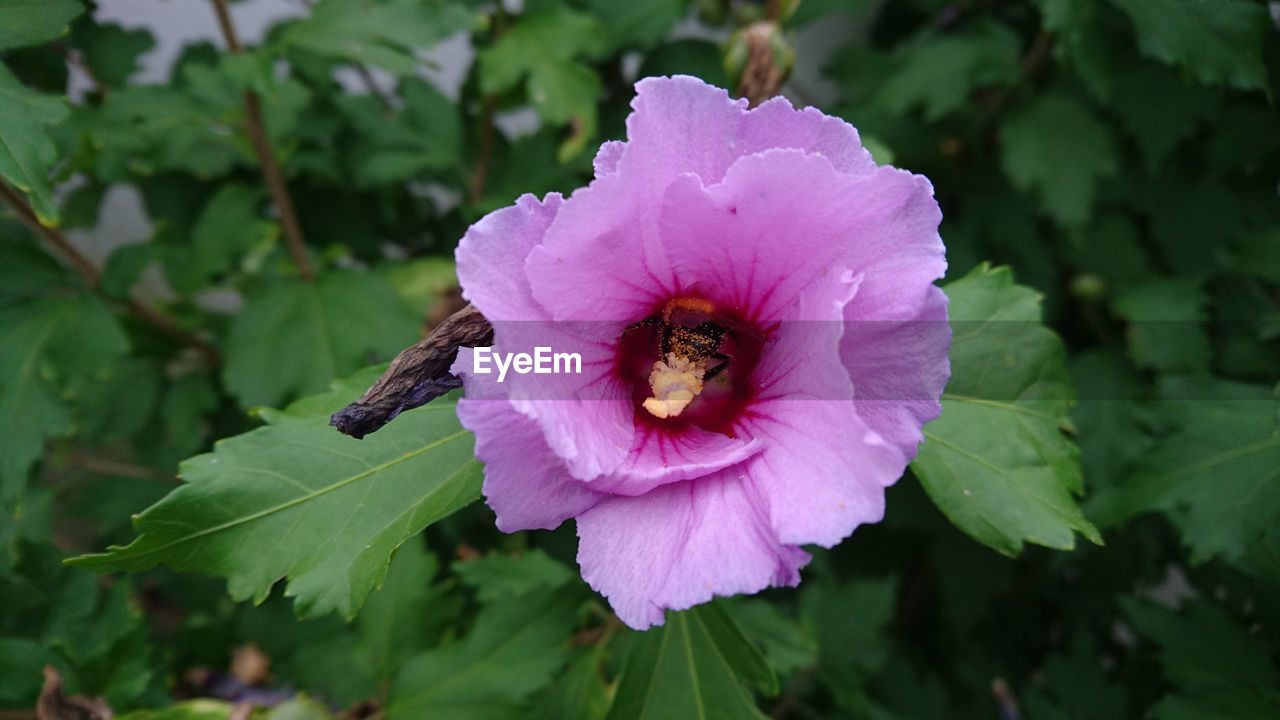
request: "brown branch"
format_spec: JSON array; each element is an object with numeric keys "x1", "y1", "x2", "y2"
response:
[
  {"x1": 209, "y1": 0, "x2": 316, "y2": 282},
  {"x1": 468, "y1": 95, "x2": 497, "y2": 204},
  {"x1": 0, "y1": 181, "x2": 222, "y2": 365},
  {"x1": 986, "y1": 30, "x2": 1054, "y2": 118},
  {"x1": 68, "y1": 451, "x2": 177, "y2": 483},
  {"x1": 354, "y1": 63, "x2": 395, "y2": 112},
  {"x1": 0, "y1": 183, "x2": 99, "y2": 287},
  {"x1": 56, "y1": 42, "x2": 109, "y2": 99}
]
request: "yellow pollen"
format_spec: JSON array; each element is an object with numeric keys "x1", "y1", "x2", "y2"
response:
[{"x1": 642, "y1": 353, "x2": 706, "y2": 419}]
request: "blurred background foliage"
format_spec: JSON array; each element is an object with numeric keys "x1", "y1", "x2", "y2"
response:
[{"x1": 1, "y1": 0, "x2": 1278, "y2": 718}]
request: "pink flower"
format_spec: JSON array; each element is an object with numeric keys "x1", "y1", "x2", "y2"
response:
[{"x1": 451, "y1": 76, "x2": 949, "y2": 629}]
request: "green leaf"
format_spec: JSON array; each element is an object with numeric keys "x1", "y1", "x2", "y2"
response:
[
  {"x1": 116, "y1": 699, "x2": 239, "y2": 720},
  {"x1": 68, "y1": 370, "x2": 482, "y2": 620},
  {"x1": 606, "y1": 603, "x2": 771, "y2": 720},
  {"x1": 0, "y1": 294, "x2": 128, "y2": 499},
  {"x1": 1000, "y1": 94, "x2": 1117, "y2": 228},
  {"x1": 1108, "y1": 0, "x2": 1270, "y2": 92},
  {"x1": 875, "y1": 24, "x2": 1020, "y2": 122},
  {"x1": 589, "y1": 0, "x2": 685, "y2": 50},
  {"x1": 726, "y1": 599, "x2": 817, "y2": 678},
  {"x1": 69, "y1": 21, "x2": 156, "y2": 87},
  {"x1": 801, "y1": 577, "x2": 895, "y2": 680},
  {"x1": 222, "y1": 270, "x2": 421, "y2": 408},
  {"x1": 89, "y1": 85, "x2": 240, "y2": 181},
  {"x1": 454, "y1": 549, "x2": 574, "y2": 603},
  {"x1": 388, "y1": 256, "x2": 458, "y2": 317},
  {"x1": 386, "y1": 586, "x2": 579, "y2": 719},
  {"x1": 357, "y1": 539, "x2": 452, "y2": 682},
  {"x1": 266, "y1": 696, "x2": 336, "y2": 720},
  {"x1": 0, "y1": 0, "x2": 84, "y2": 51},
  {"x1": 281, "y1": 0, "x2": 475, "y2": 76},
  {"x1": 1069, "y1": 350, "x2": 1152, "y2": 489},
  {"x1": 1111, "y1": 278, "x2": 1211, "y2": 373},
  {"x1": 478, "y1": 5, "x2": 607, "y2": 161},
  {"x1": 1091, "y1": 377, "x2": 1280, "y2": 573},
  {"x1": 1124, "y1": 598, "x2": 1280, "y2": 719},
  {"x1": 340, "y1": 79, "x2": 463, "y2": 186},
  {"x1": 1111, "y1": 63, "x2": 1219, "y2": 171},
  {"x1": 1021, "y1": 634, "x2": 1130, "y2": 720},
  {"x1": 636, "y1": 39, "x2": 730, "y2": 88},
  {"x1": 912, "y1": 264, "x2": 1101, "y2": 555},
  {"x1": 0, "y1": 63, "x2": 70, "y2": 222},
  {"x1": 529, "y1": 645, "x2": 611, "y2": 720},
  {"x1": 0, "y1": 637, "x2": 49, "y2": 701},
  {"x1": 175, "y1": 184, "x2": 277, "y2": 291}
]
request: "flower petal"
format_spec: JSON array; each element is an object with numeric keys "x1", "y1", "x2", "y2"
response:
[
  {"x1": 493, "y1": 321, "x2": 636, "y2": 481},
  {"x1": 452, "y1": 348, "x2": 604, "y2": 532},
  {"x1": 842, "y1": 285, "x2": 950, "y2": 458},
  {"x1": 659, "y1": 150, "x2": 928, "y2": 323},
  {"x1": 456, "y1": 193, "x2": 562, "y2": 322},
  {"x1": 458, "y1": 397, "x2": 604, "y2": 532},
  {"x1": 576, "y1": 469, "x2": 810, "y2": 629},
  {"x1": 586, "y1": 425, "x2": 763, "y2": 496},
  {"x1": 622, "y1": 75, "x2": 876, "y2": 191},
  {"x1": 526, "y1": 75, "x2": 879, "y2": 325},
  {"x1": 526, "y1": 171, "x2": 674, "y2": 322},
  {"x1": 738, "y1": 268, "x2": 908, "y2": 547}
]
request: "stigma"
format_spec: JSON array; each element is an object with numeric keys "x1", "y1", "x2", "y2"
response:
[{"x1": 642, "y1": 353, "x2": 706, "y2": 419}]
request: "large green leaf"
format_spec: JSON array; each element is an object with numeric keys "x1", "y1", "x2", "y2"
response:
[
  {"x1": 68, "y1": 369, "x2": 483, "y2": 620},
  {"x1": 606, "y1": 603, "x2": 773, "y2": 720},
  {"x1": 1109, "y1": 0, "x2": 1270, "y2": 91},
  {"x1": 0, "y1": 64, "x2": 70, "y2": 222},
  {"x1": 912, "y1": 265, "x2": 1101, "y2": 555},
  {"x1": 222, "y1": 270, "x2": 421, "y2": 408},
  {"x1": 386, "y1": 587, "x2": 580, "y2": 719},
  {"x1": 1091, "y1": 377, "x2": 1280, "y2": 575},
  {"x1": 1000, "y1": 94, "x2": 1117, "y2": 228},
  {"x1": 0, "y1": 0, "x2": 83, "y2": 51}
]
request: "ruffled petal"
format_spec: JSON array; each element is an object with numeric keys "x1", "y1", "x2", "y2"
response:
[
  {"x1": 833, "y1": 169, "x2": 947, "y2": 457},
  {"x1": 621, "y1": 76, "x2": 876, "y2": 191},
  {"x1": 489, "y1": 321, "x2": 635, "y2": 481},
  {"x1": 737, "y1": 268, "x2": 908, "y2": 547},
  {"x1": 458, "y1": 398, "x2": 605, "y2": 532},
  {"x1": 841, "y1": 285, "x2": 950, "y2": 458},
  {"x1": 526, "y1": 75, "x2": 879, "y2": 325},
  {"x1": 593, "y1": 140, "x2": 626, "y2": 177},
  {"x1": 526, "y1": 171, "x2": 675, "y2": 322},
  {"x1": 455, "y1": 193, "x2": 562, "y2": 322},
  {"x1": 659, "y1": 149, "x2": 927, "y2": 323},
  {"x1": 576, "y1": 469, "x2": 810, "y2": 629},
  {"x1": 452, "y1": 349, "x2": 604, "y2": 532},
  {"x1": 586, "y1": 425, "x2": 763, "y2": 496}
]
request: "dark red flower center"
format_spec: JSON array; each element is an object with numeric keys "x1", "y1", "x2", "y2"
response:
[{"x1": 616, "y1": 296, "x2": 766, "y2": 437}]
